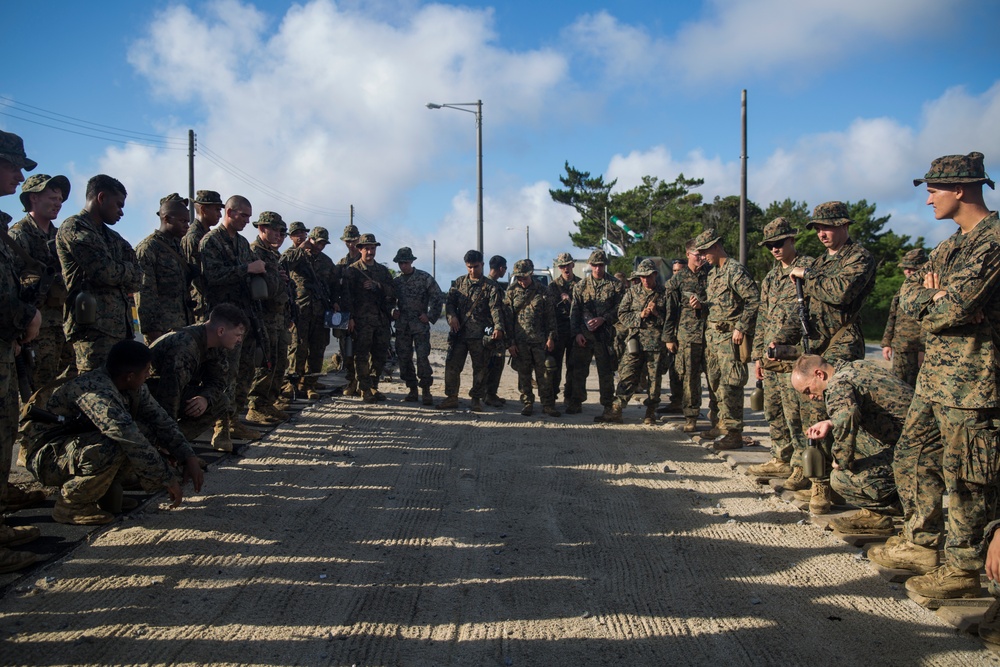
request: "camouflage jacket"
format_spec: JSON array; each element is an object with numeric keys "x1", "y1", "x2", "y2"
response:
[
  {"x1": 135, "y1": 230, "x2": 196, "y2": 336},
  {"x1": 338, "y1": 250, "x2": 361, "y2": 267},
  {"x1": 825, "y1": 360, "x2": 912, "y2": 466},
  {"x1": 504, "y1": 279, "x2": 556, "y2": 347},
  {"x1": 199, "y1": 226, "x2": 256, "y2": 310},
  {"x1": 250, "y1": 237, "x2": 289, "y2": 318},
  {"x1": 181, "y1": 219, "x2": 210, "y2": 318},
  {"x1": 10, "y1": 214, "x2": 67, "y2": 328},
  {"x1": 24, "y1": 367, "x2": 195, "y2": 488},
  {"x1": 618, "y1": 283, "x2": 669, "y2": 352},
  {"x1": 346, "y1": 259, "x2": 395, "y2": 328},
  {"x1": 393, "y1": 268, "x2": 443, "y2": 335},
  {"x1": 55, "y1": 209, "x2": 142, "y2": 340},
  {"x1": 900, "y1": 211, "x2": 1000, "y2": 408},
  {"x1": 776, "y1": 239, "x2": 875, "y2": 363},
  {"x1": 548, "y1": 274, "x2": 580, "y2": 339},
  {"x1": 705, "y1": 258, "x2": 760, "y2": 336},
  {"x1": 664, "y1": 264, "x2": 709, "y2": 344},
  {"x1": 752, "y1": 255, "x2": 815, "y2": 361},
  {"x1": 0, "y1": 216, "x2": 37, "y2": 357},
  {"x1": 881, "y1": 292, "x2": 923, "y2": 352},
  {"x1": 446, "y1": 275, "x2": 504, "y2": 340},
  {"x1": 148, "y1": 324, "x2": 228, "y2": 419},
  {"x1": 569, "y1": 275, "x2": 624, "y2": 341}
]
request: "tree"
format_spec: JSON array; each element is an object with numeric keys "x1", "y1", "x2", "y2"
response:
[{"x1": 549, "y1": 162, "x2": 615, "y2": 250}]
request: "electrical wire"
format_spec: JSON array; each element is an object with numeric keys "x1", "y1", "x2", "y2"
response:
[{"x1": 0, "y1": 95, "x2": 187, "y2": 143}]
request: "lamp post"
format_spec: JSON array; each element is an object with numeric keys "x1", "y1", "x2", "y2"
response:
[
  {"x1": 506, "y1": 225, "x2": 529, "y2": 262},
  {"x1": 426, "y1": 100, "x2": 483, "y2": 255}
]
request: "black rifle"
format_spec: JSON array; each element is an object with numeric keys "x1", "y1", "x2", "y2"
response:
[{"x1": 794, "y1": 276, "x2": 811, "y2": 355}]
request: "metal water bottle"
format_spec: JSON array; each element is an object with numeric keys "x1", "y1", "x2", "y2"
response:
[{"x1": 750, "y1": 380, "x2": 764, "y2": 411}]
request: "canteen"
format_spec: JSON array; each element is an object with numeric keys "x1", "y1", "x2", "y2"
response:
[
  {"x1": 544, "y1": 354, "x2": 557, "y2": 370},
  {"x1": 802, "y1": 439, "x2": 826, "y2": 479},
  {"x1": 750, "y1": 380, "x2": 764, "y2": 411},
  {"x1": 74, "y1": 291, "x2": 97, "y2": 325},
  {"x1": 626, "y1": 337, "x2": 641, "y2": 355},
  {"x1": 343, "y1": 336, "x2": 354, "y2": 359},
  {"x1": 249, "y1": 275, "x2": 269, "y2": 301}
]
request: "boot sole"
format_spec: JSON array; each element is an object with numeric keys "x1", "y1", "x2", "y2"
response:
[
  {"x1": 0, "y1": 553, "x2": 37, "y2": 573},
  {"x1": 832, "y1": 527, "x2": 895, "y2": 536}
]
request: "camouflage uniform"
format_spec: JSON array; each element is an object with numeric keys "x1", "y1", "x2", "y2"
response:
[
  {"x1": 345, "y1": 244, "x2": 395, "y2": 396},
  {"x1": 881, "y1": 248, "x2": 928, "y2": 387},
  {"x1": 443, "y1": 274, "x2": 504, "y2": 401},
  {"x1": 614, "y1": 264, "x2": 668, "y2": 409},
  {"x1": 824, "y1": 360, "x2": 908, "y2": 513},
  {"x1": 56, "y1": 209, "x2": 142, "y2": 372},
  {"x1": 696, "y1": 232, "x2": 759, "y2": 433},
  {"x1": 336, "y1": 226, "x2": 363, "y2": 389},
  {"x1": 486, "y1": 279, "x2": 511, "y2": 401},
  {"x1": 181, "y1": 190, "x2": 223, "y2": 322},
  {"x1": 505, "y1": 264, "x2": 557, "y2": 409},
  {"x1": 135, "y1": 229, "x2": 196, "y2": 343},
  {"x1": 148, "y1": 324, "x2": 229, "y2": 440},
  {"x1": 547, "y1": 255, "x2": 580, "y2": 403},
  {"x1": 392, "y1": 252, "x2": 443, "y2": 391},
  {"x1": 23, "y1": 368, "x2": 195, "y2": 503},
  {"x1": 248, "y1": 213, "x2": 290, "y2": 409},
  {"x1": 664, "y1": 263, "x2": 715, "y2": 421},
  {"x1": 569, "y1": 252, "x2": 624, "y2": 409},
  {"x1": 10, "y1": 211, "x2": 70, "y2": 387}
]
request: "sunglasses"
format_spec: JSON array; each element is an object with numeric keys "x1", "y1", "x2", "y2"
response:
[{"x1": 763, "y1": 240, "x2": 785, "y2": 250}]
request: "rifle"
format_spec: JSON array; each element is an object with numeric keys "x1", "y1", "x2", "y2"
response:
[
  {"x1": 794, "y1": 276, "x2": 811, "y2": 355},
  {"x1": 15, "y1": 344, "x2": 35, "y2": 402},
  {"x1": 793, "y1": 276, "x2": 826, "y2": 478}
]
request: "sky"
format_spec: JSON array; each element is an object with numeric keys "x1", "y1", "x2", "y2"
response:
[{"x1": 2, "y1": 0, "x2": 998, "y2": 282}]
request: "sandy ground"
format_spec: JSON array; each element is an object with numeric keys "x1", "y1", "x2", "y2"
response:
[{"x1": 0, "y1": 338, "x2": 996, "y2": 666}]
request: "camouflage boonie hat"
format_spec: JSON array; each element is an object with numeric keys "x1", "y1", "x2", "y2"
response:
[
  {"x1": 806, "y1": 201, "x2": 853, "y2": 229},
  {"x1": 0, "y1": 131, "x2": 36, "y2": 171},
  {"x1": 393, "y1": 247, "x2": 417, "y2": 263},
  {"x1": 356, "y1": 232, "x2": 380, "y2": 247},
  {"x1": 308, "y1": 226, "x2": 330, "y2": 243},
  {"x1": 288, "y1": 221, "x2": 309, "y2": 235},
  {"x1": 914, "y1": 151, "x2": 995, "y2": 190},
  {"x1": 193, "y1": 190, "x2": 223, "y2": 205},
  {"x1": 554, "y1": 252, "x2": 574, "y2": 267},
  {"x1": 253, "y1": 211, "x2": 284, "y2": 228},
  {"x1": 340, "y1": 224, "x2": 361, "y2": 241},
  {"x1": 758, "y1": 217, "x2": 798, "y2": 246},
  {"x1": 158, "y1": 192, "x2": 189, "y2": 211},
  {"x1": 899, "y1": 247, "x2": 929, "y2": 270},
  {"x1": 692, "y1": 229, "x2": 721, "y2": 251},
  {"x1": 19, "y1": 173, "x2": 70, "y2": 211},
  {"x1": 587, "y1": 249, "x2": 608, "y2": 265},
  {"x1": 512, "y1": 259, "x2": 534, "y2": 277},
  {"x1": 632, "y1": 258, "x2": 658, "y2": 277}
]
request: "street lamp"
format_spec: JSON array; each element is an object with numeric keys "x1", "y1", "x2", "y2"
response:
[
  {"x1": 426, "y1": 100, "x2": 483, "y2": 255},
  {"x1": 506, "y1": 225, "x2": 529, "y2": 262}
]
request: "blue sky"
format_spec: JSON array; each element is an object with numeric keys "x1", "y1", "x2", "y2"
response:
[{"x1": 2, "y1": 0, "x2": 998, "y2": 281}]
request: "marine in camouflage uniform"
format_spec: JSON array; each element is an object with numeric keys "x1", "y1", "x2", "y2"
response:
[
  {"x1": 547, "y1": 253, "x2": 581, "y2": 407},
  {"x1": 337, "y1": 224, "x2": 363, "y2": 394},
  {"x1": 485, "y1": 255, "x2": 510, "y2": 405},
  {"x1": 56, "y1": 174, "x2": 140, "y2": 373},
  {"x1": 607, "y1": 259, "x2": 668, "y2": 424},
  {"x1": 664, "y1": 242, "x2": 716, "y2": 432},
  {"x1": 880, "y1": 247, "x2": 928, "y2": 387},
  {"x1": 872, "y1": 153, "x2": 1000, "y2": 599},
  {"x1": 22, "y1": 342, "x2": 200, "y2": 525},
  {"x1": 694, "y1": 230, "x2": 760, "y2": 449},
  {"x1": 504, "y1": 260, "x2": 559, "y2": 416},
  {"x1": 11, "y1": 173, "x2": 72, "y2": 387},
  {"x1": 345, "y1": 233, "x2": 395, "y2": 402},
  {"x1": 135, "y1": 193, "x2": 196, "y2": 344},
  {"x1": 569, "y1": 249, "x2": 624, "y2": 417},
  {"x1": 439, "y1": 250, "x2": 505, "y2": 411},
  {"x1": 246, "y1": 212, "x2": 291, "y2": 422},
  {"x1": 748, "y1": 218, "x2": 815, "y2": 477},
  {"x1": 181, "y1": 190, "x2": 223, "y2": 322},
  {"x1": 391, "y1": 247, "x2": 443, "y2": 404}
]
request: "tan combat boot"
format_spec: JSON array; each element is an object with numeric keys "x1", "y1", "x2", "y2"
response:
[
  {"x1": 265, "y1": 403, "x2": 290, "y2": 421},
  {"x1": 422, "y1": 388, "x2": 433, "y2": 406},
  {"x1": 211, "y1": 418, "x2": 233, "y2": 452},
  {"x1": 245, "y1": 406, "x2": 280, "y2": 425},
  {"x1": 867, "y1": 538, "x2": 939, "y2": 574},
  {"x1": 713, "y1": 430, "x2": 743, "y2": 450},
  {"x1": 643, "y1": 406, "x2": 657, "y2": 425},
  {"x1": 470, "y1": 398, "x2": 485, "y2": 412},
  {"x1": 404, "y1": 387, "x2": 419, "y2": 402},
  {"x1": 781, "y1": 466, "x2": 809, "y2": 491},
  {"x1": 521, "y1": 402, "x2": 534, "y2": 416},
  {"x1": 905, "y1": 564, "x2": 982, "y2": 599},
  {"x1": 979, "y1": 598, "x2": 1000, "y2": 645},
  {"x1": 682, "y1": 417, "x2": 698, "y2": 433},
  {"x1": 0, "y1": 547, "x2": 36, "y2": 574},
  {"x1": 808, "y1": 479, "x2": 833, "y2": 514},
  {"x1": 52, "y1": 498, "x2": 114, "y2": 526},
  {"x1": 702, "y1": 423, "x2": 724, "y2": 439},
  {"x1": 542, "y1": 405, "x2": 561, "y2": 417},
  {"x1": 437, "y1": 395, "x2": 459, "y2": 410},
  {"x1": 829, "y1": 508, "x2": 895, "y2": 536},
  {"x1": 342, "y1": 380, "x2": 360, "y2": 397},
  {"x1": 4, "y1": 484, "x2": 46, "y2": 511},
  {"x1": 230, "y1": 418, "x2": 262, "y2": 442},
  {"x1": 0, "y1": 522, "x2": 40, "y2": 548},
  {"x1": 747, "y1": 457, "x2": 792, "y2": 478},
  {"x1": 595, "y1": 401, "x2": 623, "y2": 424}
]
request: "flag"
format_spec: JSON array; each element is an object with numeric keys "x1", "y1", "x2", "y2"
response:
[
  {"x1": 601, "y1": 237, "x2": 624, "y2": 257},
  {"x1": 610, "y1": 215, "x2": 644, "y2": 240}
]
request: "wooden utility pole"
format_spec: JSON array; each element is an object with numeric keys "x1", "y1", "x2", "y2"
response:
[
  {"x1": 739, "y1": 90, "x2": 748, "y2": 265},
  {"x1": 188, "y1": 129, "x2": 196, "y2": 222}
]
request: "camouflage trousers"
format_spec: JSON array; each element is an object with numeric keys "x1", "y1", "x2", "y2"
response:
[
  {"x1": 250, "y1": 315, "x2": 290, "y2": 407},
  {"x1": 444, "y1": 337, "x2": 488, "y2": 400},
  {"x1": 704, "y1": 329, "x2": 748, "y2": 431},
  {"x1": 29, "y1": 431, "x2": 127, "y2": 503},
  {"x1": 761, "y1": 368, "x2": 813, "y2": 465},
  {"x1": 891, "y1": 349, "x2": 921, "y2": 388},
  {"x1": 0, "y1": 360, "x2": 16, "y2": 513},
  {"x1": 895, "y1": 393, "x2": 1000, "y2": 570},
  {"x1": 395, "y1": 329, "x2": 433, "y2": 389},
  {"x1": 511, "y1": 344, "x2": 555, "y2": 407},
  {"x1": 615, "y1": 349, "x2": 662, "y2": 408},
  {"x1": 570, "y1": 336, "x2": 617, "y2": 408},
  {"x1": 289, "y1": 311, "x2": 329, "y2": 390},
  {"x1": 354, "y1": 322, "x2": 391, "y2": 393},
  {"x1": 829, "y1": 429, "x2": 899, "y2": 513},
  {"x1": 675, "y1": 341, "x2": 716, "y2": 421},
  {"x1": 548, "y1": 333, "x2": 578, "y2": 402},
  {"x1": 334, "y1": 330, "x2": 356, "y2": 385},
  {"x1": 32, "y1": 324, "x2": 70, "y2": 389},
  {"x1": 666, "y1": 356, "x2": 682, "y2": 408},
  {"x1": 72, "y1": 335, "x2": 119, "y2": 374},
  {"x1": 222, "y1": 333, "x2": 260, "y2": 414},
  {"x1": 486, "y1": 349, "x2": 506, "y2": 397}
]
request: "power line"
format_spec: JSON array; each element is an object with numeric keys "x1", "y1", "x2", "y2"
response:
[
  {"x1": 0, "y1": 95, "x2": 187, "y2": 144},
  {"x1": 0, "y1": 109, "x2": 187, "y2": 151}
]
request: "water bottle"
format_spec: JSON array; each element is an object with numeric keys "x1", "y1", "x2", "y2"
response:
[
  {"x1": 802, "y1": 439, "x2": 825, "y2": 479},
  {"x1": 750, "y1": 380, "x2": 764, "y2": 411},
  {"x1": 75, "y1": 291, "x2": 97, "y2": 325}
]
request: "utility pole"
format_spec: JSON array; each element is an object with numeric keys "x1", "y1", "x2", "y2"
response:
[
  {"x1": 350, "y1": 204, "x2": 354, "y2": 226},
  {"x1": 739, "y1": 90, "x2": 748, "y2": 265},
  {"x1": 432, "y1": 240, "x2": 436, "y2": 280},
  {"x1": 188, "y1": 129, "x2": 196, "y2": 222}
]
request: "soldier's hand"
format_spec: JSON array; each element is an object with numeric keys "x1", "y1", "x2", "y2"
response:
[
  {"x1": 806, "y1": 420, "x2": 833, "y2": 440},
  {"x1": 278, "y1": 268, "x2": 288, "y2": 281},
  {"x1": 363, "y1": 279, "x2": 375, "y2": 291},
  {"x1": 247, "y1": 259, "x2": 266, "y2": 275},
  {"x1": 561, "y1": 293, "x2": 570, "y2": 301},
  {"x1": 971, "y1": 310, "x2": 985, "y2": 324},
  {"x1": 986, "y1": 530, "x2": 1000, "y2": 582},
  {"x1": 754, "y1": 360, "x2": 763, "y2": 380},
  {"x1": 586, "y1": 316, "x2": 604, "y2": 332},
  {"x1": 882, "y1": 346, "x2": 892, "y2": 361},
  {"x1": 183, "y1": 455, "x2": 204, "y2": 493},
  {"x1": 491, "y1": 328, "x2": 503, "y2": 340},
  {"x1": 731, "y1": 329, "x2": 744, "y2": 346},
  {"x1": 923, "y1": 271, "x2": 941, "y2": 289},
  {"x1": 575, "y1": 334, "x2": 587, "y2": 347},
  {"x1": 392, "y1": 308, "x2": 400, "y2": 320},
  {"x1": 508, "y1": 344, "x2": 518, "y2": 357},
  {"x1": 348, "y1": 318, "x2": 356, "y2": 333},
  {"x1": 545, "y1": 339, "x2": 555, "y2": 352},
  {"x1": 184, "y1": 396, "x2": 209, "y2": 418},
  {"x1": 789, "y1": 267, "x2": 806, "y2": 281},
  {"x1": 166, "y1": 481, "x2": 184, "y2": 508},
  {"x1": 418, "y1": 314, "x2": 429, "y2": 324},
  {"x1": 666, "y1": 342, "x2": 678, "y2": 354},
  {"x1": 448, "y1": 315, "x2": 461, "y2": 333},
  {"x1": 22, "y1": 309, "x2": 41, "y2": 344},
  {"x1": 688, "y1": 295, "x2": 701, "y2": 309}
]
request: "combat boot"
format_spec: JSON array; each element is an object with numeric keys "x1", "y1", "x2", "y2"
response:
[
  {"x1": 4, "y1": 484, "x2": 46, "y2": 511},
  {"x1": 682, "y1": 417, "x2": 698, "y2": 433},
  {"x1": 702, "y1": 423, "x2": 724, "y2": 439},
  {"x1": 521, "y1": 402, "x2": 534, "y2": 416},
  {"x1": 643, "y1": 406, "x2": 657, "y2": 425},
  {"x1": 564, "y1": 402, "x2": 582, "y2": 414},
  {"x1": 595, "y1": 402, "x2": 623, "y2": 424},
  {"x1": 52, "y1": 498, "x2": 114, "y2": 526},
  {"x1": 230, "y1": 419, "x2": 262, "y2": 442},
  {"x1": 978, "y1": 598, "x2": 1000, "y2": 645},
  {"x1": 422, "y1": 388, "x2": 433, "y2": 406},
  {"x1": 485, "y1": 394, "x2": 506, "y2": 407},
  {"x1": 404, "y1": 387, "x2": 419, "y2": 402},
  {"x1": 342, "y1": 380, "x2": 360, "y2": 397},
  {"x1": 657, "y1": 402, "x2": 683, "y2": 414},
  {"x1": 0, "y1": 547, "x2": 36, "y2": 574},
  {"x1": 808, "y1": 479, "x2": 833, "y2": 514},
  {"x1": 470, "y1": 398, "x2": 485, "y2": 412},
  {"x1": 307, "y1": 388, "x2": 322, "y2": 400},
  {"x1": 905, "y1": 564, "x2": 981, "y2": 599},
  {"x1": 829, "y1": 508, "x2": 895, "y2": 536},
  {"x1": 373, "y1": 389, "x2": 387, "y2": 402},
  {"x1": 0, "y1": 522, "x2": 40, "y2": 548},
  {"x1": 266, "y1": 403, "x2": 291, "y2": 420},
  {"x1": 747, "y1": 458, "x2": 792, "y2": 478},
  {"x1": 437, "y1": 396, "x2": 459, "y2": 410},
  {"x1": 542, "y1": 405, "x2": 561, "y2": 417},
  {"x1": 211, "y1": 418, "x2": 233, "y2": 452},
  {"x1": 363, "y1": 388, "x2": 378, "y2": 403},
  {"x1": 867, "y1": 538, "x2": 939, "y2": 574},
  {"x1": 781, "y1": 466, "x2": 809, "y2": 492},
  {"x1": 713, "y1": 430, "x2": 743, "y2": 450},
  {"x1": 245, "y1": 406, "x2": 280, "y2": 425}
]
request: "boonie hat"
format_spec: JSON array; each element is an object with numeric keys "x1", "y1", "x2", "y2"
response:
[
  {"x1": 512, "y1": 259, "x2": 534, "y2": 277},
  {"x1": 19, "y1": 173, "x2": 70, "y2": 212},
  {"x1": 632, "y1": 258, "x2": 658, "y2": 277},
  {"x1": 587, "y1": 249, "x2": 608, "y2": 265},
  {"x1": 759, "y1": 217, "x2": 798, "y2": 246},
  {"x1": 341, "y1": 224, "x2": 361, "y2": 241},
  {"x1": 393, "y1": 247, "x2": 417, "y2": 263},
  {"x1": 254, "y1": 211, "x2": 284, "y2": 228},
  {"x1": 0, "y1": 131, "x2": 36, "y2": 171},
  {"x1": 193, "y1": 190, "x2": 223, "y2": 205},
  {"x1": 288, "y1": 221, "x2": 309, "y2": 235},
  {"x1": 692, "y1": 229, "x2": 721, "y2": 251},
  {"x1": 913, "y1": 152, "x2": 994, "y2": 190},
  {"x1": 554, "y1": 252, "x2": 574, "y2": 267},
  {"x1": 309, "y1": 226, "x2": 330, "y2": 243},
  {"x1": 899, "y1": 248, "x2": 929, "y2": 270},
  {"x1": 356, "y1": 233, "x2": 380, "y2": 247},
  {"x1": 806, "y1": 202, "x2": 853, "y2": 230}
]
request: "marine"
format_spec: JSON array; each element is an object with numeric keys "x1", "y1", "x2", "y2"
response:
[
  {"x1": 504, "y1": 259, "x2": 559, "y2": 417},
  {"x1": 880, "y1": 247, "x2": 928, "y2": 387},
  {"x1": 135, "y1": 193, "x2": 196, "y2": 344},
  {"x1": 547, "y1": 253, "x2": 581, "y2": 410},
  {"x1": 391, "y1": 247, "x2": 443, "y2": 405},
  {"x1": 181, "y1": 189, "x2": 224, "y2": 321},
  {"x1": 345, "y1": 233, "x2": 395, "y2": 402}
]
